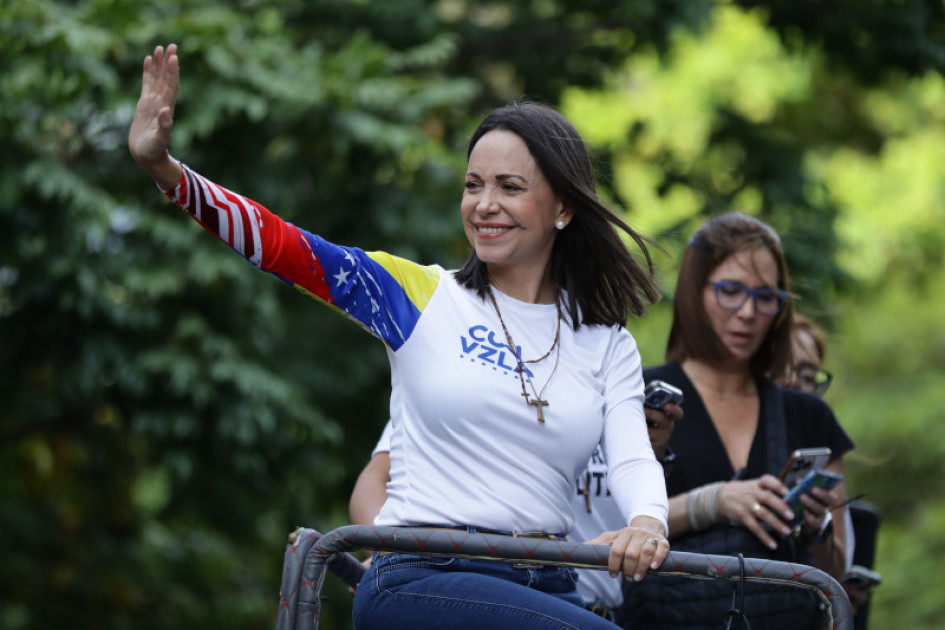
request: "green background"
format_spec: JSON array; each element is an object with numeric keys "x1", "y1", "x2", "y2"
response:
[{"x1": 2, "y1": 1, "x2": 944, "y2": 628}]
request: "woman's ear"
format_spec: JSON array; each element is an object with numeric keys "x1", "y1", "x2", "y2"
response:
[{"x1": 554, "y1": 205, "x2": 574, "y2": 230}]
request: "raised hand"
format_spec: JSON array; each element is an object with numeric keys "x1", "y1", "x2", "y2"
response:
[{"x1": 129, "y1": 44, "x2": 183, "y2": 189}]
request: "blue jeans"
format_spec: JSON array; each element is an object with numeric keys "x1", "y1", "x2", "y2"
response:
[{"x1": 352, "y1": 552, "x2": 619, "y2": 629}]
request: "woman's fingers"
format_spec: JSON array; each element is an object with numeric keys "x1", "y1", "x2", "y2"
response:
[
  {"x1": 664, "y1": 402, "x2": 684, "y2": 422},
  {"x1": 130, "y1": 44, "x2": 179, "y2": 167},
  {"x1": 799, "y1": 489, "x2": 833, "y2": 533},
  {"x1": 726, "y1": 477, "x2": 796, "y2": 549},
  {"x1": 722, "y1": 476, "x2": 837, "y2": 551},
  {"x1": 584, "y1": 530, "x2": 620, "y2": 546},
  {"x1": 745, "y1": 499, "x2": 793, "y2": 546},
  {"x1": 606, "y1": 526, "x2": 669, "y2": 582},
  {"x1": 129, "y1": 44, "x2": 185, "y2": 187}
]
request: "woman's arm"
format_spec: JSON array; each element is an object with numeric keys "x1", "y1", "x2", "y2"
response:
[
  {"x1": 668, "y1": 466, "x2": 846, "y2": 578},
  {"x1": 668, "y1": 475, "x2": 796, "y2": 550},
  {"x1": 129, "y1": 48, "x2": 441, "y2": 350},
  {"x1": 349, "y1": 451, "x2": 391, "y2": 526}
]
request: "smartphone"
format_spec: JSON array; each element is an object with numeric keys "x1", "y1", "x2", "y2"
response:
[
  {"x1": 644, "y1": 380, "x2": 684, "y2": 411},
  {"x1": 843, "y1": 565, "x2": 882, "y2": 591},
  {"x1": 778, "y1": 447, "x2": 832, "y2": 489},
  {"x1": 783, "y1": 469, "x2": 844, "y2": 527}
]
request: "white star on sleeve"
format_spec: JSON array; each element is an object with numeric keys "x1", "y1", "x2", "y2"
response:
[{"x1": 334, "y1": 268, "x2": 351, "y2": 286}]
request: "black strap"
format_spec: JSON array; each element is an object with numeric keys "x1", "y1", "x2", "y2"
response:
[
  {"x1": 722, "y1": 553, "x2": 752, "y2": 630},
  {"x1": 761, "y1": 379, "x2": 816, "y2": 564},
  {"x1": 760, "y1": 378, "x2": 788, "y2": 477}
]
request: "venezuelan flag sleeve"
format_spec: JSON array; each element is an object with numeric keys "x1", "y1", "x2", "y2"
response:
[{"x1": 164, "y1": 164, "x2": 440, "y2": 350}]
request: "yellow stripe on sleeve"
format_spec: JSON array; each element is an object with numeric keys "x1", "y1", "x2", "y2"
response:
[{"x1": 367, "y1": 252, "x2": 441, "y2": 313}]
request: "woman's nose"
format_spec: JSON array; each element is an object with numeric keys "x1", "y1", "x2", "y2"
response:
[
  {"x1": 736, "y1": 295, "x2": 757, "y2": 317},
  {"x1": 476, "y1": 188, "x2": 499, "y2": 214}
]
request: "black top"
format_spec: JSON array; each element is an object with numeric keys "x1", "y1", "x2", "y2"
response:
[{"x1": 643, "y1": 362, "x2": 854, "y2": 498}]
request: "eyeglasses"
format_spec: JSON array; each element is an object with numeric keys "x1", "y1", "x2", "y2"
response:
[
  {"x1": 707, "y1": 281, "x2": 789, "y2": 316},
  {"x1": 784, "y1": 361, "x2": 832, "y2": 396},
  {"x1": 793, "y1": 364, "x2": 833, "y2": 397}
]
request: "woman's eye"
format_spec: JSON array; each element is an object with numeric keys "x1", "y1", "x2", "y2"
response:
[
  {"x1": 756, "y1": 291, "x2": 776, "y2": 304},
  {"x1": 719, "y1": 285, "x2": 742, "y2": 297},
  {"x1": 464, "y1": 181, "x2": 479, "y2": 190}
]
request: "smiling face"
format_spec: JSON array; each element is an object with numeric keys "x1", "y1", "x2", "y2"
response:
[
  {"x1": 703, "y1": 247, "x2": 782, "y2": 368},
  {"x1": 462, "y1": 130, "x2": 571, "y2": 291}
]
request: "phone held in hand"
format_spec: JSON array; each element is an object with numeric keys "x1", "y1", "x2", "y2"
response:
[
  {"x1": 644, "y1": 380, "x2": 684, "y2": 411},
  {"x1": 778, "y1": 447, "x2": 832, "y2": 489},
  {"x1": 784, "y1": 469, "x2": 844, "y2": 527}
]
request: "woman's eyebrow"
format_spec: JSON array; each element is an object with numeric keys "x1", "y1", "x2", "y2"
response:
[
  {"x1": 464, "y1": 171, "x2": 529, "y2": 184},
  {"x1": 495, "y1": 173, "x2": 528, "y2": 183}
]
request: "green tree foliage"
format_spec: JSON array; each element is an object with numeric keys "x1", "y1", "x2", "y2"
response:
[
  {"x1": 561, "y1": 4, "x2": 945, "y2": 627},
  {"x1": 2, "y1": 0, "x2": 944, "y2": 628},
  {"x1": 0, "y1": 1, "x2": 712, "y2": 628},
  {"x1": 741, "y1": 0, "x2": 945, "y2": 80}
]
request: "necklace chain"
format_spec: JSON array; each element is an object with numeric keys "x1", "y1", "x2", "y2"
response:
[{"x1": 487, "y1": 287, "x2": 562, "y2": 423}]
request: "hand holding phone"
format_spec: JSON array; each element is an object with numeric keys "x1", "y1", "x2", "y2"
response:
[
  {"x1": 643, "y1": 380, "x2": 684, "y2": 462},
  {"x1": 644, "y1": 380, "x2": 684, "y2": 411},
  {"x1": 783, "y1": 469, "x2": 843, "y2": 527},
  {"x1": 779, "y1": 447, "x2": 832, "y2": 489}
]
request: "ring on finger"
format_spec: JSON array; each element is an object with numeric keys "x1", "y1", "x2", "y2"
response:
[
  {"x1": 646, "y1": 537, "x2": 661, "y2": 546},
  {"x1": 750, "y1": 502, "x2": 763, "y2": 516}
]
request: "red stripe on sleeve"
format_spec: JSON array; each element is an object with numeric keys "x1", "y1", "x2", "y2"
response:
[{"x1": 167, "y1": 166, "x2": 334, "y2": 302}]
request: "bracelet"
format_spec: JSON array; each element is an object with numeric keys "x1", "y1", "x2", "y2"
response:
[{"x1": 686, "y1": 482, "x2": 725, "y2": 531}]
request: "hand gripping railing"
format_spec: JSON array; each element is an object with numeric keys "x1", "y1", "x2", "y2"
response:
[{"x1": 276, "y1": 525, "x2": 853, "y2": 630}]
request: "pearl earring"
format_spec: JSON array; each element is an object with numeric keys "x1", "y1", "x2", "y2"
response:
[{"x1": 555, "y1": 220, "x2": 566, "y2": 230}]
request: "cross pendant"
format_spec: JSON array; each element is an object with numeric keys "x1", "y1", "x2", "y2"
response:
[
  {"x1": 581, "y1": 472, "x2": 592, "y2": 513},
  {"x1": 578, "y1": 487, "x2": 591, "y2": 513},
  {"x1": 524, "y1": 394, "x2": 548, "y2": 423}
]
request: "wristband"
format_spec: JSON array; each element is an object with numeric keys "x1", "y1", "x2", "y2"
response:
[{"x1": 659, "y1": 446, "x2": 677, "y2": 478}]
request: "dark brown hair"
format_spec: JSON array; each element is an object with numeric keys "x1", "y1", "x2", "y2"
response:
[
  {"x1": 792, "y1": 313, "x2": 827, "y2": 364},
  {"x1": 666, "y1": 212, "x2": 793, "y2": 377},
  {"x1": 454, "y1": 101, "x2": 661, "y2": 328}
]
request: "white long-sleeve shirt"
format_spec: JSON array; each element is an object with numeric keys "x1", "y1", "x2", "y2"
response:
[{"x1": 166, "y1": 164, "x2": 667, "y2": 537}]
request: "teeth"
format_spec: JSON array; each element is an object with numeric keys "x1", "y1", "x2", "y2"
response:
[{"x1": 478, "y1": 227, "x2": 509, "y2": 234}]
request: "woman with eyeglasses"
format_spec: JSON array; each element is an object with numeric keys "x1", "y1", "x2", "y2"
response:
[
  {"x1": 779, "y1": 314, "x2": 883, "y2": 629},
  {"x1": 618, "y1": 213, "x2": 854, "y2": 629},
  {"x1": 782, "y1": 314, "x2": 833, "y2": 396}
]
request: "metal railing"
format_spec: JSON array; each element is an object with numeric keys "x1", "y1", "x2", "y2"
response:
[{"x1": 277, "y1": 525, "x2": 853, "y2": 630}]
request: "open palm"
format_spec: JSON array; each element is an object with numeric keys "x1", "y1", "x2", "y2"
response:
[{"x1": 128, "y1": 44, "x2": 179, "y2": 169}]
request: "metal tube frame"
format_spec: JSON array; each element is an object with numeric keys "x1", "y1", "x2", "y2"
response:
[{"x1": 278, "y1": 525, "x2": 853, "y2": 630}]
